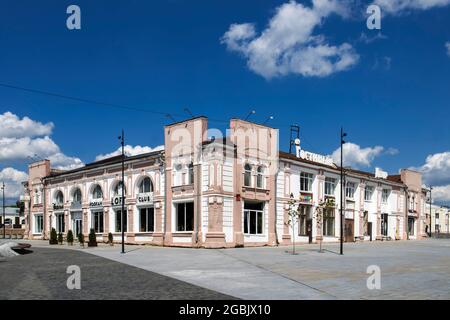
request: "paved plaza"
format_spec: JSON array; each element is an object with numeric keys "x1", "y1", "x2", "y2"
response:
[{"x1": 1, "y1": 239, "x2": 450, "y2": 299}]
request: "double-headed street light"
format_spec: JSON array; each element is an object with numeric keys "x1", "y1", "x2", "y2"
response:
[{"x1": 340, "y1": 128, "x2": 347, "y2": 256}]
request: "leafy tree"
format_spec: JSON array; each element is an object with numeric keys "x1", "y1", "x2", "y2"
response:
[
  {"x1": 78, "y1": 233, "x2": 85, "y2": 247},
  {"x1": 57, "y1": 232, "x2": 63, "y2": 244},
  {"x1": 67, "y1": 230, "x2": 74, "y2": 245},
  {"x1": 314, "y1": 198, "x2": 335, "y2": 253},
  {"x1": 285, "y1": 193, "x2": 300, "y2": 255},
  {"x1": 88, "y1": 228, "x2": 97, "y2": 247},
  {"x1": 49, "y1": 228, "x2": 58, "y2": 245}
]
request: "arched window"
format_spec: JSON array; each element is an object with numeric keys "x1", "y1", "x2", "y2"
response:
[
  {"x1": 256, "y1": 166, "x2": 264, "y2": 188},
  {"x1": 173, "y1": 163, "x2": 183, "y2": 186},
  {"x1": 92, "y1": 185, "x2": 103, "y2": 199},
  {"x1": 244, "y1": 164, "x2": 252, "y2": 187},
  {"x1": 114, "y1": 181, "x2": 126, "y2": 196},
  {"x1": 55, "y1": 190, "x2": 64, "y2": 204},
  {"x1": 139, "y1": 177, "x2": 153, "y2": 193},
  {"x1": 188, "y1": 162, "x2": 194, "y2": 185},
  {"x1": 73, "y1": 188, "x2": 82, "y2": 203}
]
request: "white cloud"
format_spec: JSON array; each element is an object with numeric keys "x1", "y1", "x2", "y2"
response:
[
  {"x1": 95, "y1": 145, "x2": 164, "y2": 161},
  {"x1": 0, "y1": 111, "x2": 84, "y2": 171},
  {"x1": 331, "y1": 142, "x2": 385, "y2": 168},
  {"x1": 358, "y1": 31, "x2": 388, "y2": 44},
  {"x1": 446, "y1": 42, "x2": 450, "y2": 57},
  {"x1": 221, "y1": 0, "x2": 359, "y2": 79},
  {"x1": 413, "y1": 151, "x2": 450, "y2": 186},
  {"x1": 0, "y1": 167, "x2": 28, "y2": 199},
  {"x1": 432, "y1": 185, "x2": 450, "y2": 203},
  {"x1": 374, "y1": 0, "x2": 450, "y2": 14}
]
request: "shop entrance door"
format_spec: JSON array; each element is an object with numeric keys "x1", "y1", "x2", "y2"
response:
[
  {"x1": 345, "y1": 219, "x2": 354, "y2": 242},
  {"x1": 368, "y1": 222, "x2": 373, "y2": 241},
  {"x1": 72, "y1": 212, "x2": 82, "y2": 236}
]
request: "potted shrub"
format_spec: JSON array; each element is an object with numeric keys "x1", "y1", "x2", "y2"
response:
[
  {"x1": 67, "y1": 230, "x2": 74, "y2": 245},
  {"x1": 108, "y1": 232, "x2": 114, "y2": 246},
  {"x1": 78, "y1": 233, "x2": 85, "y2": 247},
  {"x1": 88, "y1": 228, "x2": 97, "y2": 247},
  {"x1": 49, "y1": 228, "x2": 58, "y2": 245},
  {"x1": 58, "y1": 232, "x2": 63, "y2": 245}
]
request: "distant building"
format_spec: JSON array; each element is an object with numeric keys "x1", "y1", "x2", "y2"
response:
[
  {"x1": 0, "y1": 207, "x2": 24, "y2": 228},
  {"x1": 424, "y1": 204, "x2": 450, "y2": 234}
]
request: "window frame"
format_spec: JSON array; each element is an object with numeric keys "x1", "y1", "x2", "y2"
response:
[
  {"x1": 324, "y1": 177, "x2": 336, "y2": 196},
  {"x1": 345, "y1": 181, "x2": 356, "y2": 199},
  {"x1": 300, "y1": 172, "x2": 313, "y2": 192},
  {"x1": 244, "y1": 164, "x2": 252, "y2": 187},
  {"x1": 139, "y1": 207, "x2": 155, "y2": 232},
  {"x1": 364, "y1": 186, "x2": 374, "y2": 202},
  {"x1": 92, "y1": 211, "x2": 104, "y2": 233},
  {"x1": 175, "y1": 202, "x2": 194, "y2": 232}
]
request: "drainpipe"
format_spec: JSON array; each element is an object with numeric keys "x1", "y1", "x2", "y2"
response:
[
  {"x1": 404, "y1": 186, "x2": 409, "y2": 240},
  {"x1": 161, "y1": 153, "x2": 166, "y2": 246},
  {"x1": 42, "y1": 178, "x2": 47, "y2": 240},
  {"x1": 274, "y1": 170, "x2": 279, "y2": 246},
  {"x1": 195, "y1": 149, "x2": 201, "y2": 247}
]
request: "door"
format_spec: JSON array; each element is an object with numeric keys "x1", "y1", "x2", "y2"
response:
[
  {"x1": 306, "y1": 219, "x2": 313, "y2": 244},
  {"x1": 368, "y1": 222, "x2": 373, "y2": 241},
  {"x1": 74, "y1": 219, "x2": 82, "y2": 237},
  {"x1": 345, "y1": 219, "x2": 354, "y2": 242}
]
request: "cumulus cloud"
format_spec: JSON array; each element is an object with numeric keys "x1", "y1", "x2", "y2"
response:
[
  {"x1": 221, "y1": 0, "x2": 359, "y2": 79},
  {"x1": 0, "y1": 167, "x2": 28, "y2": 199},
  {"x1": 432, "y1": 185, "x2": 450, "y2": 203},
  {"x1": 0, "y1": 111, "x2": 84, "y2": 169},
  {"x1": 95, "y1": 145, "x2": 164, "y2": 161},
  {"x1": 413, "y1": 151, "x2": 450, "y2": 186},
  {"x1": 374, "y1": 0, "x2": 450, "y2": 14},
  {"x1": 0, "y1": 111, "x2": 53, "y2": 138},
  {"x1": 331, "y1": 142, "x2": 388, "y2": 168}
]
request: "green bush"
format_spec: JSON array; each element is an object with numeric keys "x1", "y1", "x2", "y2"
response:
[
  {"x1": 108, "y1": 232, "x2": 113, "y2": 245},
  {"x1": 88, "y1": 228, "x2": 97, "y2": 247},
  {"x1": 67, "y1": 230, "x2": 74, "y2": 245},
  {"x1": 49, "y1": 228, "x2": 58, "y2": 245},
  {"x1": 57, "y1": 232, "x2": 63, "y2": 244},
  {"x1": 78, "y1": 233, "x2": 85, "y2": 246}
]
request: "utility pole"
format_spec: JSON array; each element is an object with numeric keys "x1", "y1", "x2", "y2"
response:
[
  {"x1": 340, "y1": 128, "x2": 347, "y2": 255},
  {"x1": 119, "y1": 130, "x2": 125, "y2": 254},
  {"x1": 2, "y1": 182, "x2": 5, "y2": 239}
]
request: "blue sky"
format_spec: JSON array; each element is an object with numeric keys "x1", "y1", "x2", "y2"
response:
[{"x1": 0, "y1": 0, "x2": 449, "y2": 203}]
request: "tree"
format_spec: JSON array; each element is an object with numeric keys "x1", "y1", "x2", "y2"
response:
[
  {"x1": 78, "y1": 233, "x2": 85, "y2": 247},
  {"x1": 285, "y1": 193, "x2": 300, "y2": 255},
  {"x1": 88, "y1": 228, "x2": 97, "y2": 247},
  {"x1": 49, "y1": 228, "x2": 58, "y2": 245},
  {"x1": 108, "y1": 232, "x2": 114, "y2": 246},
  {"x1": 67, "y1": 230, "x2": 74, "y2": 245},
  {"x1": 57, "y1": 232, "x2": 63, "y2": 244},
  {"x1": 314, "y1": 198, "x2": 335, "y2": 253}
]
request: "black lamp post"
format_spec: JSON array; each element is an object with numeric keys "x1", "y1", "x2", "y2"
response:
[
  {"x1": 340, "y1": 127, "x2": 347, "y2": 255},
  {"x1": 119, "y1": 130, "x2": 125, "y2": 254},
  {"x1": 2, "y1": 182, "x2": 5, "y2": 239}
]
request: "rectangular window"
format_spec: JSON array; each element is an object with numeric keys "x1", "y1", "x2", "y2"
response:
[
  {"x1": 364, "y1": 186, "x2": 374, "y2": 201},
  {"x1": 323, "y1": 208, "x2": 335, "y2": 236},
  {"x1": 176, "y1": 202, "x2": 194, "y2": 231},
  {"x1": 298, "y1": 205, "x2": 310, "y2": 236},
  {"x1": 140, "y1": 207, "x2": 155, "y2": 232},
  {"x1": 56, "y1": 213, "x2": 65, "y2": 233},
  {"x1": 346, "y1": 182, "x2": 355, "y2": 199},
  {"x1": 115, "y1": 210, "x2": 127, "y2": 232},
  {"x1": 382, "y1": 189, "x2": 390, "y2": 203},
  {"x1": 92, "y1": 211, "x2": 104, "y2": 233},
  {"x1": 35, "y1": 214, "x2": 43, "y2": 233},
  {"x1": 408, "y1": 217, "x2": 415, "y2": 236},
  {"x1": 300, "y1": 172, "x2": 313, "y2": 192},
  {"x1": 324, "y1": 178, "x2": 336, "y2": 196},
  {"x1": 243, "y1": 202, "x2": 264, "y2": 235}
]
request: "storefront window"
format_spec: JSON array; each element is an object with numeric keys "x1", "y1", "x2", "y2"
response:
[
  {"x1": 381, "y1": 213, "x2": 388, "y2": 236},
  {"x1": 92, "y1": 211, "x2": 104, "y2": 233},
  {"x1": 408, "y1": 217, "x2": 415, "y2": 236},
  {"x1": 140, "y1": 207, "x2": 155, "y2": 232},
  {"x1": 115, "y1": 209, "x2": 127, "y2": 232},
  {"x1": 34, "y1": 214, "x2": 43, "y2": 233},
  {"x1": 56, "y1": 213, "x2": 65, "y2": 233},
  {"x1": 176, "y1": 202, "x2": 194, "y2": 231},
  {"x1": 298, "y1": 205, "x2": 310, "y2": 236},
  {"x1": 244, "y1": 202, "x2": 264, "y2": 235},
  {"x1": 323, "y1": 208, "x2": 335, "y2": 236}
]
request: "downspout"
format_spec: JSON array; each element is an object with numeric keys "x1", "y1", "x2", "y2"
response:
[
  {"x1": 195, "y1": 147, "x2": 202, "y2": 247},
  {"x1": 161, "y1": 153, "x2": 167, "y2": 247},
  {"x1": 405, "y1": 186, "x2": 409, "y2": 240},
  {"x1": 274, "y1": 170, "x2": 279, "y2": 246}
]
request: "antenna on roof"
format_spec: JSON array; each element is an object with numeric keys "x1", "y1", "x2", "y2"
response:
[
  {"x1": 289, "y1": 125, "x2": 300, "y2": 154},
  {"x1": 165, "y1": 113, "x2": 176, "y2": 122},
  {"x1": 183, "y1": 108, "x2": 194, "y2": 117},
  {"x1": 244, "y1": 109, "x2": 256, "y2": 121}
]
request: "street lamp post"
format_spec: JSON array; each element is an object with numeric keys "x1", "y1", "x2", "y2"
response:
[
  {"x1": 429, "y1": 186, "x2": 433, "y2": 238},
  {"x1": 119, "y1": 130, "x2": 125, "y2": 254},
  {"x1": 340, "y1": 127, "x2": 347, "y2": 255},
  {"x1": 2, "y1": 182, "x2": 5, "y2": 239}
]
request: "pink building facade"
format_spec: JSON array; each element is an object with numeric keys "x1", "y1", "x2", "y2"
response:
[{"x1": 22, "y1": 117, "x2": 428, "y2": 247}]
